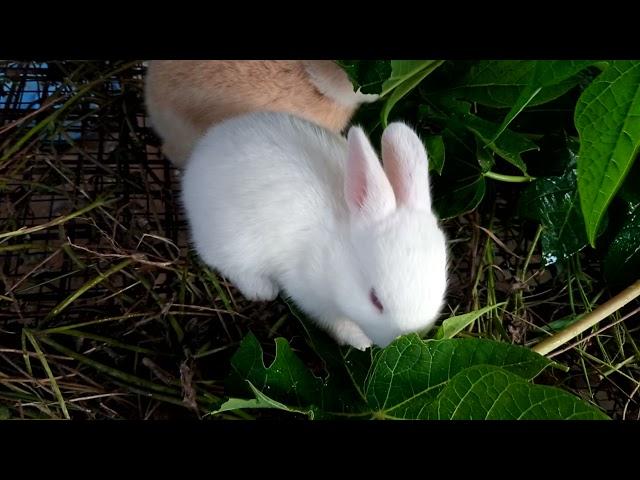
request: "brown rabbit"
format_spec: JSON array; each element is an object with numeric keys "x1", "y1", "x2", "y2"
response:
[{"x1": 144, "y1": 60, "x2": 378, "y2": 167}]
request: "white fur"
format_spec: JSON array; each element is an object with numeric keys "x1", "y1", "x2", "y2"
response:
[
  {"x1": 182, "y1": 111, "x2": 448, "y2": 349},
  {"x1": 303, "y1": 60, "x2": 379, "y2": 107}
]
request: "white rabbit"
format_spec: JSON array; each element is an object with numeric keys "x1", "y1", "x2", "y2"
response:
[
  {"x1": 145, "y1": 60, "x2": 377, "y2": 167},
  {"x1": 181, "y1": 111, "x2": 448, "y2": 350}
]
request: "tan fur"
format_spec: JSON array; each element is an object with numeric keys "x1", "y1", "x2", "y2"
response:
[{"x1": 145, "y1": 60, "x2": 362, "y2": 167}]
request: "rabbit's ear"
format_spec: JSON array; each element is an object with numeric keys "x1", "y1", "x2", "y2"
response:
[
  {"x1": 381, "y1": 123, "x2": 431, "y2": 211},
  {"x1": 345, "y1": 127, "x2": 396, "y2": 221}
]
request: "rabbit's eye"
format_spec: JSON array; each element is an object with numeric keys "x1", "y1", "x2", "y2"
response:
[{"x1": 369, "y1": 288, "x2": 384, "y2": 313}]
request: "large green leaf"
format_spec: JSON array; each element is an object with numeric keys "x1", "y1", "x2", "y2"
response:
[
  {"x1": 490, "y1": 61, "x2": 597, "y2": 145},
  {"x1": 287, "y1": 301, "x2": 372, "y2": 413},
  {"x1": 423, "y1": 134, "x2": 445, "y2": 175},
  {"x1": 420, "y1": 104, "x2": 488, "y2": 218},
  {"x1": 436, "y1": 60, "x2": 589, "y2": 109},
  {"x1": 424, "y1": 365, "x2": 608, "y2": 420},
  {"x1": 218, "y1": 332, "x2": 607, "y2": 420},
  {"x1": 380, "y1": 60, "x2": 438, "y2": 96},
  {"x1": 335, "y1": 60, "x2": 392, "y2": 95},
  {"x1": 519, "y1": 168, "x2": 590, "y2": 265},
  {"x1": 575, "y1": 60, "x2": 640, "y2": 246},
  {"x1": 364, "y1": 335, "x2": 552, "y2": 416},
  {"x1": 228, "y1": 332, "x2": 323, "y2": 408},
  {"x1": 464, "y1": 113, "x2": 538, "y2": 174},
  {"x1": 424, "y1": 100, "x2": 538, "y2": 174},
  {"x1": 381, "y1": 61, "x2": 444, "y2": 127},
  {"x1": 226, "y1": 327, "x2": 372, "y2": 418}
]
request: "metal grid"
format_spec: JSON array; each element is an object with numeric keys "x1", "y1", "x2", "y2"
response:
[{"x1": 0, "y1": 61, "x2": 188, "y2": 326}]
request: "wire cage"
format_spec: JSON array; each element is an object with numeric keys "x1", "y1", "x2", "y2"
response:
[
  {"x1": 0, "y1": 61, "x2": 295, "y2": 419},
  {"x1": 1, "y1": 61, "x2": 180, "y2": 320}
]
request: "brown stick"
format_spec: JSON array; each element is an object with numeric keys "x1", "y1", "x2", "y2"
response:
[{"x1": 532, "y1": 280, "x2": 640, "y2": 356}]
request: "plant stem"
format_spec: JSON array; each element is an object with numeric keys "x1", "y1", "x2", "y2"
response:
[
  {"x1": 483, "y1": 171, "x2": 536, "y2": 183},
  {"x1": 522, "y1": 224, "x2": 543, "y2": 275},
  {"x1": 0, "y1": 197, "x2": 110, "y2": 240},
  {"x1": 23, "y1": 330, "x2": 71, "y2": 420},
  {"x1": 514, "y1": 224, "x2": 543, "y2": 319},
  {"x1": 532, "y1": 280, "x2": 640, "y2": 356},
  {"x1": 45, "y1": 259, "x2": 133, "y2": 320},
  {"x1": 38, "y1": 335, "x2": 181, "y2": 396}
]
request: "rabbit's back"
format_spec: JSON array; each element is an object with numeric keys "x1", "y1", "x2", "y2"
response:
[
  {"x1": 146, "y1": 61, "x2": 359, "y2": 167},
  {"x1": 182, "y1": 112, "x2": 349, "y2": 278}
]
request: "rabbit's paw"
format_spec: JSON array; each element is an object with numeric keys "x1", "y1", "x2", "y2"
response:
[
  {"x1": 334, "y1": 317, "x2": 372, "y2": 351},
  {"x1": 233, "y1": 274, "x2": 279, "y2": 302}
]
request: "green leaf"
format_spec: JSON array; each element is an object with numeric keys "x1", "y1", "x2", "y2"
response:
[
  {"x1": 423, "y1": 135, "x2": 445, "y2": 175},
  {"x1": 335, "y1": 60, "x2": 392, "y2": 95},
  {"x1": 464, "y1": 114, "x2": 538, "y2": 175},
  {"x1": 437, "y1": 60, "x2": 590, "y2": 108},
  {"x1": 490, "y1": 61, "x2": 597, "y2": 145},
  {"x1": 434, "y1": 303, "x2": 507, "y2": 339},
  {"x1": 211, "y1": 382, "x2": 315, "y2": 418},
  {"x1": 365, "y1": 335, "x2": 553, "y2": 416},
  {"x1": 575, "y1": 60, "x2": 640, "y2": 246},
  {"x1": 230, "y1": 318, "x2": 372, "y2": 416},
  {"x1": 229, "y1": 332, "x2": 323, "y2": 408},
  {"x1": 476, "y1": 139, "x2": 495, "y2": 173},
  {"x1": 604, "y1": 202, "x2": 640, "y2": 287},
  {"x1": 380, "y1": 60, "x2": 438, "y2": 96},
  {"x1": 420, "y1": 103, "x2": 484, "y2": 214},
  {"x1": 433, "y1": 175, "x2": 486, "y2": 220},
  {"x1": 225, "y1": 332, "x2": 601, "y2": 420},
  {"x1": 381, "y1": 61, "x2": 444, "y2": 127},
  {"x1": 425, "y1": 99, "x2": 538, "y2": 174},
  {"x1": 424, "y1": 365, "x2": 609, "y2": 420},
  {"x1": 519, "y1": 168, "x2": 590, "y2": 265},
  {"x1": 286, "y1": 300, "x2": 371, "y2": 413}
]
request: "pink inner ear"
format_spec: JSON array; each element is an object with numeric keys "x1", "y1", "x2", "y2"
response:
[
  {"x1": 345, "y1": 127, "x2": 396, "y2": 218},
  {"x1": 348, "y1": 156, "x2": 369, "y2": 210}
]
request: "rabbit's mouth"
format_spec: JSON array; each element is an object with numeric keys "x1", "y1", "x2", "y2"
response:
[{"x1": 366, "y1": 328, "x2": 402, "y2": 349}]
